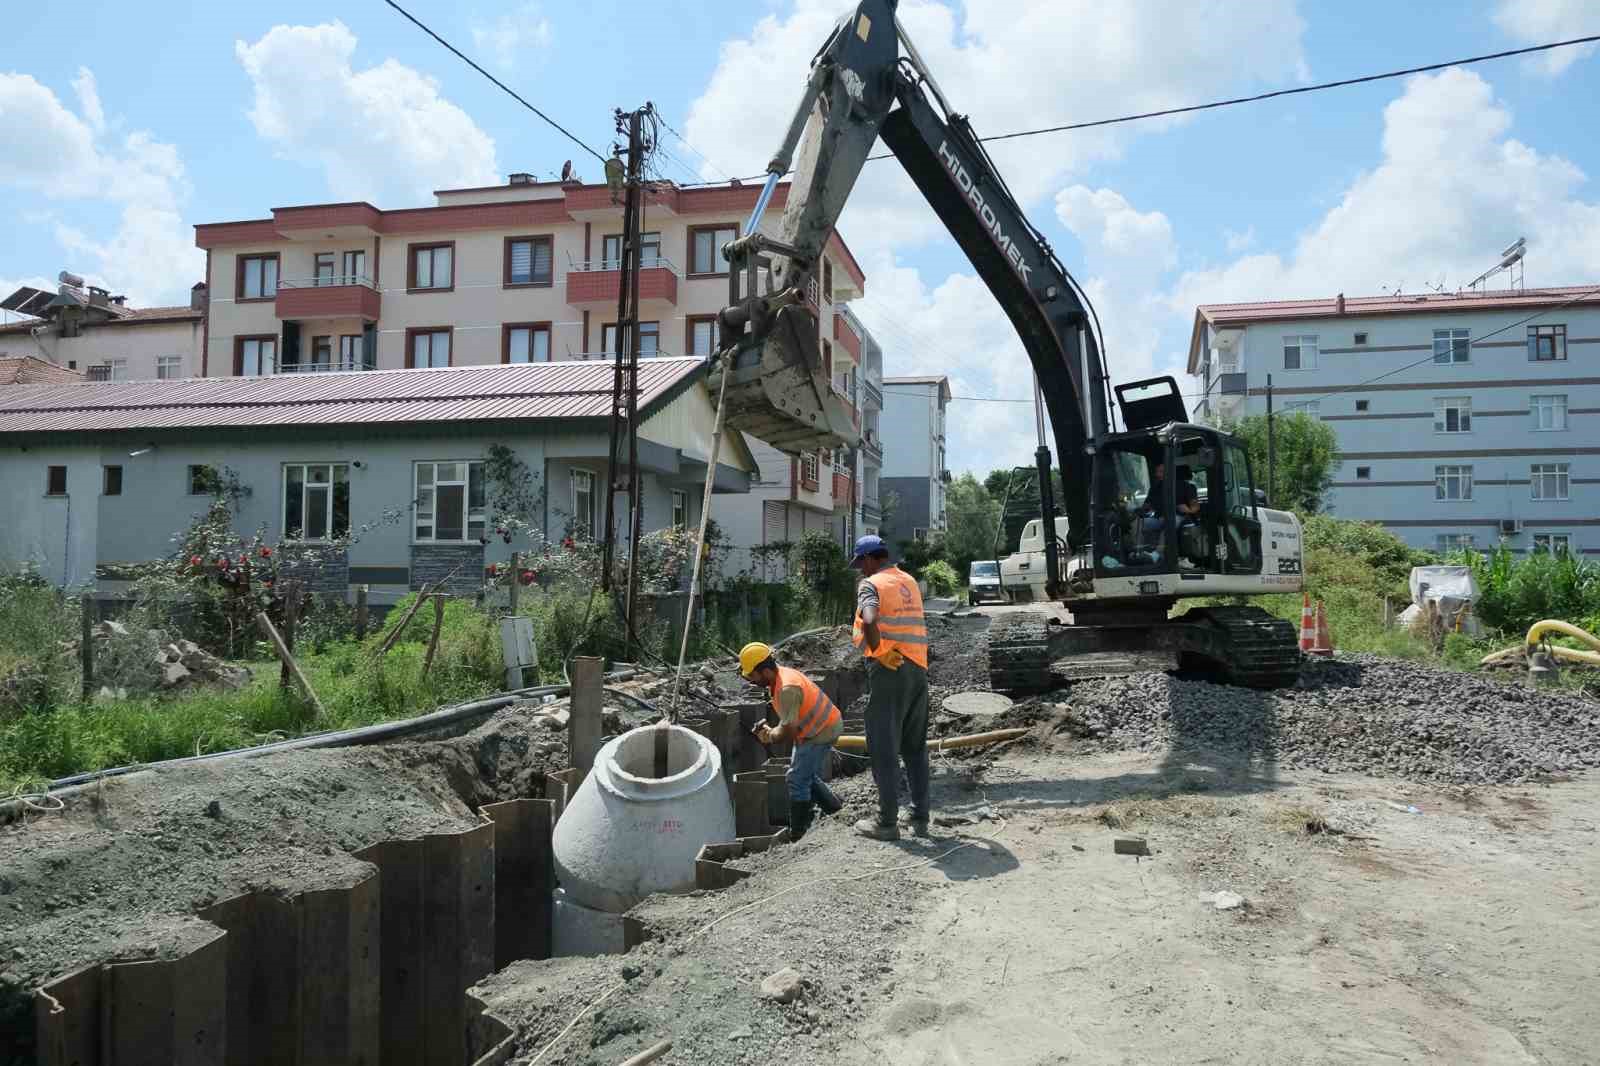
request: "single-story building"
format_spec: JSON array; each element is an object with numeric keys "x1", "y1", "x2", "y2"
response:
[{"x1": 0, "y1": 357, "x2": 755, "y2": 601}]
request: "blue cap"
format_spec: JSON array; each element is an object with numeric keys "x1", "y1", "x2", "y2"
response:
[{"x1": 849, "y1": 534, "x2": 886, "y2": 568}]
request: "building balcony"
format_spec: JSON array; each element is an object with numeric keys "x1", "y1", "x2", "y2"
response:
[
  {"x1": 862, "y1": 379, "x2": 883, "y2": 410},
  {"x1": 277, "y1": 357, "x2": 375, "y2": 374},
  {"x1": 861, "y1": 499, "x2": 882, "y2": 522},
  {"x1": 275, "y1": 276, "x2": 381, "y2": 321},
  {"x1": 565, "y1": 258, "x2": 679, "y2": 307},
  {"x1": 832, "y1": 471, "x2": 855, "y2": 512},
  {"x1": 833, "y1": 312, "x2": 862, "y2": 362},
  {"x1": 859, "y1": 429, "x2": 883, "y2": 464}
]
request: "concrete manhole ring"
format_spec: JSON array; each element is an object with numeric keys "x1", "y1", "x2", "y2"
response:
[{"x1": 941, "y1": 692, "x2": 1013, "y2": 719}]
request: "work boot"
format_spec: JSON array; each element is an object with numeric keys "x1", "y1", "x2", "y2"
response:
[
  {"x1": 812, "y1": 779, "x2": 843, "y2": 815},
  {"x1": 854, "y1": 817, "x2": 900, "y2": 841},
  {"x1": 897, "y1": 809, "x2": 931, "y2": 836},
  {"x1": 789, "y1": 802, "x2": 816, "y2": 841}
]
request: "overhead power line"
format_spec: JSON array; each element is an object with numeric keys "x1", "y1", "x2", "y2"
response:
[
  {"x1": 680, "y1": 32, "x2": 1600, "y2": 187},
  {"x1": 381, "y1": 0, "x2": 609, "y2": 165}
]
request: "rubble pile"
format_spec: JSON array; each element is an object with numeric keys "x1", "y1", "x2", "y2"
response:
[{"x1": 66, "y1": 621, "x2": 253, "y2": 699}]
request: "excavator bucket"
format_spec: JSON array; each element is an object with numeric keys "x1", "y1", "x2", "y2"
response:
[{"x1": 709, "y1": 304, "x2": 859, "y2": 455}]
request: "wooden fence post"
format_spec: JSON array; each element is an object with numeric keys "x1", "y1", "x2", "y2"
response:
[
  {"x1": 279, "y1": 580, "x2": 300, "y2": 691},
  {"x1": 79, "y1": 593, "x2": 94, "y2": 699},
  {"x1": 256, "y1": 610, "x2": 326, "y2": 718},
  {"x1": 355, "y1": 584, "x2": 369, "y2": 640},
  {"x1": 422, "y1": 594, "x2": 446, "y2": 678}
]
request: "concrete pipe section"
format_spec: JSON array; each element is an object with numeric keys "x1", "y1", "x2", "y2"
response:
[{"x1": 553, "y1": 723, "x2": 737, "y2": 915}]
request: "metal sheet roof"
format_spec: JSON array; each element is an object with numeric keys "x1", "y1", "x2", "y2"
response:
[
  {"x1": 0, "y1": 357, "x2": 706, "y2": 435},
  {"x1": 1196, "y1": 285, "x2": 1600, "y2": 325}
]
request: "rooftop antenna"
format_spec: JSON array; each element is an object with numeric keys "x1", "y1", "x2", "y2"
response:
[{"x1": 1466, "y1": 237, "x2": 1525, "y2": 294}]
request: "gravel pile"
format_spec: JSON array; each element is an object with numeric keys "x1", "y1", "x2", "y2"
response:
[{"x1": 1050, "y1": 654, "x2": 1600, "y2": 784}]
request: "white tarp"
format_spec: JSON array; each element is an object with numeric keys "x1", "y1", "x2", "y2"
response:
[{"x1": 1405, "y1": 565, "x2": 1484, "y2": 636}]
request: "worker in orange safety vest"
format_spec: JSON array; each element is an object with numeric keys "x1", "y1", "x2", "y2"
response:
[
  {"x1": 739, "y1": 642, "x2": 844, "y2": 840},
  {"x1": 848, "y1": 534, "x2": 931, "y2": 840}
]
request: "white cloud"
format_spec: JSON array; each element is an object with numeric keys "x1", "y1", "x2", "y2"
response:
[
  {"x1": 471, "y1": 4, "x2": 553, "y2": 71},
  {"x1": 0, "y1": 71, "x2": 200, "y2": 305},
  {"x1": 1170, "y1": 69, "x2": 1600, "y2": 319},
  {"x1": 1493, "y1": 0, "x2": 1599, "y2": 76},
  {"x1": 685, "y1": 0, "x2": 1307, "y2": 261},
  {"x1": 1223, "y1": 226, "x2": 1256, "y2": 253},
  {"x1": 236, "y1": 21, "x2": 499, "y2": 204}
]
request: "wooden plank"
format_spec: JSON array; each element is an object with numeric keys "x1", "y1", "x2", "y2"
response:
[
  {"x1": 354, "y1": 840, "x2": 425, "y2": 1066},
  {"x1": 254, "y1": 611, "x2": 326, "y2": 718},
  {"x1": 569, "y1": 657, "x2": 605, "y2": 783},
  {"x1": 482, "y1": 799, "x2": 555, "y2": 966},
  {"x1": 34, "y1": 962, "x2": 100, "y2": 1066}
]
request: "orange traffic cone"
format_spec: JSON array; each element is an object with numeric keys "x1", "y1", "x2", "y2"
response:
[
  {"x1": 1298, "y1": 593, "x2": 1315, "y2": 653},
  {"x1": 1309, "y1": 600, "x2": 1335, "y2": 657}
]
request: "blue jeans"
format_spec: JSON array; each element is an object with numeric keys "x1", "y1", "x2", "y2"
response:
[{"x1": 787, "y1": 738, "x2": 839, "y2": 808}]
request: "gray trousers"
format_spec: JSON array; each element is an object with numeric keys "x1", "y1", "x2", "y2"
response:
[{"x1": 864, "y1": 658, "x2": 930, "y2": 825}]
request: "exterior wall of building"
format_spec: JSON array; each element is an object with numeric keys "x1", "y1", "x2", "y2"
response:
[
  {"x1": 0, "y1": 318, "x2": 202, "y2": 381},
  {"x1": 879, "y1": 378, "x2": 948, "y2": 548},
  {"x1": 1, "y1": 424, "x2": 734, "y2": 603},
  {"x1": 1191, "y1": 300, "x2": 1600, "y2": 554}
]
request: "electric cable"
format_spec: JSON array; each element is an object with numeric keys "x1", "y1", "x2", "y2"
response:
[{"x1": 381, "y1": 0, "x2": 608, "y2": 165}]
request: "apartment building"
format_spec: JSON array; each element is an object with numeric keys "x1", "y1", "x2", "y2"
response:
[
  {"x1": 879, "y1": 375, "x2": 951, "y2": 549},
  {"x1": 846, "y1": 306, "x2": 886, "y2": 537},
  {"x1": 0, "y1": 277, "x2": 204, "y2": 381},
  {"x1": 715, "y1": 254, "x2": 873, "y2": 580},
  {"x1": 1188, "y1": 286, "x2": 1600, "y2": 555}
]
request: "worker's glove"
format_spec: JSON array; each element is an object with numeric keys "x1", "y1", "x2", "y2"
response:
[
  {"x1": 877, "y1": 646, "x2": 905, "y2": 670},
  {"x1": 755, "y1": 724, "x2": 774, "y2": 744}
]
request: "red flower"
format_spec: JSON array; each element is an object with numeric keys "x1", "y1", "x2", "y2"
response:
[
  {"x1": 189, "y1": 555, "x2": 203, "y2": 567},
  {"x1": 562, "y1": 536, "x2": 575, "y2": 549},
  {"x1": 262, "y1": 579, "x2": 273, "y2": 588},
  {"x1": 259, "y1": 546, "x2": 272, "y2": 558},
  {"x1": 486, "y1": 563, "x2": 499, "y2": 576},
  {"x1": 518, "y1": 569, "x2": 535, "y2": 586}
]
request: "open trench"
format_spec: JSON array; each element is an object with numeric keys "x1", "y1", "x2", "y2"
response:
[{"x1": 7, "y1": 656, "x2": 874, "y2": 1066}]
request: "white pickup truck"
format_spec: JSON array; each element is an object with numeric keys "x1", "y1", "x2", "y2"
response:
[{"x1": 997, "y1": 515, "x2": 1070, "y2": 604}]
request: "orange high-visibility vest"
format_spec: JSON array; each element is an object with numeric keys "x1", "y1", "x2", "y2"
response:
[
  {"x1": 851, "y1": 566, "x2": 928, "y2": 668},
  {"x1": 772, "y1": 666, "x2": 841, "y2": 743}
]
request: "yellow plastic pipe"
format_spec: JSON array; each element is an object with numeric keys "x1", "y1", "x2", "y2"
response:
[
  {"x1": 836, "y1": 727, "x2": 1030, "y2": 752},
  {"x1": 1480, "y1": 619, "x2": 1600, "y2": 668}
]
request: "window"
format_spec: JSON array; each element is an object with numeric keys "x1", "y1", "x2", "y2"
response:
[
  {"x1": 107, "y1": 358, "x2": 128, "y2": 382},
  {"x1": 1282, "y1": 335, "x2": 1318, "y2": 370},
  {"x1": 800, "y1": 453, "x2": 820, "y2": 488},
  {"x1": 601, "y1": 322, "x2": 659, "y2": 357},
  {"x1": 686, "y1": 316, "x2": 717, "y2": 356},
  {"x1": 671, "y1": 490, "x2": 689, "y2": 528},
  {"x1": 1435, "y1": 533, "x2": 1476, "y2": 553},
  {"x1": 283, "y1": 463, "x2": 351, "y2": 542},
  {"x1": 1531, "y1": 463, "x2": 1570, "y2": 501},
  {"x1": 310, "y1": 335, "x2": 333, "y2": 369},
  {"x1": 599, "y1": 232, "x2": 661, "y2": 269},
  {"x1": 1435, "y1": 464, "x2": 1473, "y2": 501},
  {"x1": 1531, "y1": 394, "x2": 1568, "y2": 431},
  {"x1": 823, "y1": 259, "x2": 834, "y2": 303},
  {"x1": 503, "y1": 323, "x2": 551, "y2": 363},
  {"x1": 1284, "y1": 400, "x2": 1320, "y2": 417},
  {"x1": 1434, "y1": 397, "x2": 1472, "y2": 433},
  {"x1": 188, "y1": 464, "x2": 220, "y2": 496},
  {"x1": 103, "y1": 465, "x2": 122, "y2": 496},
  {"x1": 505, "y1": 236, "x2": 554, "y2": 287},
  {"x1": 339, "y1": 335, "x2": 363, "y2": 369},
  {"x1": 1533, "y1": 533, "x2": 1571, "y2": 555},
  {"x1": 1355, "y1": 400, "x2": 1369, "y2": 412},
  {"x1": 238, "y1": 254, "x2": 278, "y2": 300},
  {"x1": 914, "y1": 527, "x2": 929, "y2": 542},
  {"x1": 1433, "y1": 328, "x2": 1470, "y2": 364},
  {"x1": 689, "y1": 224, "x2": 738, "y2": 275},
  {"x1": 1528, "y1": 324, "x2": 1566, "y2": 362},
  {"x1": 407, "y1": 328, "x2": 452, "y2": 369},
  {"x1": 157, "y1": 355, "x2": 182, "y2": 380},
  {"x1": 314, "y1": 252, "x2": 336, "y2": 285},
  {"x1": 1356, "y1": 467, "x2": 1372, "y2": 480},
  {"x1": 236, "y1": 336, "x2": 277, "y2": 376},
  {"x1": 1353, "y1": 332, "x2": 1368, "y2": 346},
  {"x1": 414, "y1": 461, "x2": 486, "y2": 543},
  {"x1": 408, "y1": 242, "x2": 454, "y2": 291},
  {"x1": 570, "y1": 469, "x2": 596, "y2": 540},
  {"x1": 341, "y1": 250, "x2": 366, "y2": 282},
  {"x1": 46, "y1": 466, "x2": 66, "y2": 496}
]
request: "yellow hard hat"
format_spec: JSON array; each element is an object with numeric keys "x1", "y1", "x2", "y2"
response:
[{"x1": 738, "y1": 641, "x2": 774, "y2": 678}]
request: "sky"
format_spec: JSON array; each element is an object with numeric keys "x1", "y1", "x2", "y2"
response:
[{"x1": 3, "y1": 0, "x2": 1599, "y2": 477}]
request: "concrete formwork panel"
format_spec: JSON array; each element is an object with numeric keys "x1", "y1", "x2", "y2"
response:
[
  {"x1": 34, "y1": 962, "x2": 100, "y2": 1066},
  {"x1": 481, "y1": 798, "x2": 555, "y2": 966},
  {"x1": 352, "y1": 840, "x2": 425, "y2": 1066},
  {"x1": 544, "y1": 768, "x2": 581, "y2": 824},
  {"x1": 733, "y1": 771, "x2": 769, "y2": 839},
  {"x1": 734, "y1": 702, "x2": 769, "y2": 773},
  {"x1": 422, "y1": 822, "x2": 496, "y2": 1066},
  {"x1": 763, "y1": 757, "x2": 792, "y2": 826},
  {"x1": 101, "y1": 927, "x2": 228, "y2": 1066}
]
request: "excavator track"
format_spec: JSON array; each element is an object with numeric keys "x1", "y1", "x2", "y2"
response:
[{"x1": 986, "y1": 605, "x2": 1302, "y2": 693}]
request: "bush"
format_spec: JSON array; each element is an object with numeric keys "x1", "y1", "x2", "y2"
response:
[
  {"x1": 921, "y1": 559, "x2": 960, "y2": 597},
  {"x1": 1465, "y1": 545, "x2": 1600, "y2": 637},
  {"x1": 0, "y1": 571, "x2": 80, "y2": 715}
]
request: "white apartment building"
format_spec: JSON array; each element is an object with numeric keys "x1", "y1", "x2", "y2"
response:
[
  {"x1": 1188, "y1": 286, "x2": 1600, "y2": 556},
  {"x1": 0, "y1": 278, "x2": 204, "y2": 381},
  {"x1": 879, "y1": 375, "x2": 951, "y2": 548}
]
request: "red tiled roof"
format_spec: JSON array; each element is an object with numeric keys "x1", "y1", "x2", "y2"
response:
[
  {"x1": 0, "y1": 358, "x2": 705, "y2": 435},
  {"x1": 0, "y1": 356, "x2": 83, "y2": 385}
]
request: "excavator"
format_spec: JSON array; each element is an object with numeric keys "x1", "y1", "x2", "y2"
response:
[{"x1": 707, "y1": 0, "x2": 1305, "y2": 690}]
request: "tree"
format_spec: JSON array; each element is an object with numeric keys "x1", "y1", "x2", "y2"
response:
[
  {"x1": 942, "y1": 473, "x2": 1001, "y2": 574},
  {"x1": 984, "y1": 466, "x2": 1065, "y2": 553},
  {"x1": 1220, "y1": 412, "x2": 1339, "y2": 514}
]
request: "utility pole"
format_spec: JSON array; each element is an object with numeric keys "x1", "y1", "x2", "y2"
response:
[
  {"x1": 1266, "y1": 373, "x2": 1276, "y2": 506},
  {"x1": 600, "y1": 103, "x2": 654, "y2": 653}
]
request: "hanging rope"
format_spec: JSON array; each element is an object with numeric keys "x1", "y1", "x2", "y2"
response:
[{"x1": 667, "y1": 360, "x2": 732, "y2": 721}]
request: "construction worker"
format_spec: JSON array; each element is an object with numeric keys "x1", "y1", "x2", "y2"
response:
[
  {"x1": 738, "y1": 642, "x2": 844, "y2": 840},
  {"x1": 848, "y1": 534, "x2": 930, "y2": 840}
]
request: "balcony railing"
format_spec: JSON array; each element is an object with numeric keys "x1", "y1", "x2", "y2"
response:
[
  {"x1": 279, "y1": 273, "x2": 376, "y2": 289},
  {"x1": 859, "y1": 431, "x2": 883, "y2": 462},
  {"x1": 277, "y1": 358, "x2": 376, "y2": 374},
  {"x1": 862, "y1": 379, "x2": 883, "y2": 409},
  {"x1": 563, "y1": 349, "x2": 680, "y2": 362}
]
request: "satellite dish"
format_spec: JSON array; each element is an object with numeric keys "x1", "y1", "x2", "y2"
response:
[{"x1": 560, "y1": 160, "x2": 573, "y2": 182}]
